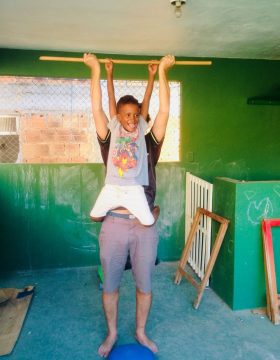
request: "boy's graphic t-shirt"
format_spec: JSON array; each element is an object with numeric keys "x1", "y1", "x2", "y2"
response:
[{"x1": 105, "y1": 116, "x2": 149, "y2": 186}]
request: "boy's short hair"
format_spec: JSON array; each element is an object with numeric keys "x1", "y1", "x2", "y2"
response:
[{"x1": 116, "y1": 95, "x2": 140, "y2": 112}]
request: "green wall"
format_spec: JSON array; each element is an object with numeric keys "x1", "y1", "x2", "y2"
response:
[
  {"x1": 0, "y1": 164, "x2": 185, "y2": 271},
  {"x1": 0, "y1": 164, "x2": 103, "y2": 271},
  {"x1": 0, "y1": 48, "x2": 280, "y2": 275},
  {"x1": 182, "y1": 58, "x2": 280, "y2": 182},
  {"x1": 212, "y1": 177, "x2": 280, "y2": 310}
]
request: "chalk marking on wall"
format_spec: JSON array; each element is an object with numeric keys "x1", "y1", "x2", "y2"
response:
[
  {"x1": 203, "y1": 159, "x2": 249, "y2": 180},
  {"x1": 247, "y1": 197, "x2": 273, "y2": 225},
  {"x1": 53, "y1": 166, "x2": 82, "y2": 215},
  {"x1": 22, "y1": 166, "x2": 36, "y2": 210},
  {"x1": 11, "y1": 168, "x2": 21, "y2": 208},
  {"x1": 156, "y1": 166, "x2": 185, "y2": 240},
  {"x1": 225, "y1": 159, "x2": 249, "y2": 180},
  {"x1": 39, "y1": 167, "x2": 49, "y2": 209},
  {"x1": 273, "y1": 185, "x2": 280, "y2": 198},
  {"x1": 70, "y1": 245, "x2": 97, "y2": 253},
  {"x1": 244, "y1": 191, "x2": 256, "y2": 200},
  {"x1": 207, "y1": 159, "x2": 222, "y2": 170},
  {"x1": 227, "y1": 239, "x2": 234, "y2": 254}
]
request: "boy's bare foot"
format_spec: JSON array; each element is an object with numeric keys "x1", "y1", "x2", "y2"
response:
[
  {"x1": 90, "y1": 215, "x2": 105, "y2": 222},
  {"x1": 98, "y1": 333, "x2": 117, "y2": 358},
  {"x1": 135, "y1": 331, "x2": 158, "y2": 353}
]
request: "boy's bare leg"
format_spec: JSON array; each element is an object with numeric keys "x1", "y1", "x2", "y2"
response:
[
  {"x1": 135, "y1": 289, "x2": 158, "y2": 353},
  {"x1": 98, "y1": 291, "x2": 118, "y2": 358}
]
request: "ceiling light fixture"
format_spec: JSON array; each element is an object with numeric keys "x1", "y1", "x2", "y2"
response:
[{"x1": 170, "y1": 0, "x2": 186, "y2": 18}]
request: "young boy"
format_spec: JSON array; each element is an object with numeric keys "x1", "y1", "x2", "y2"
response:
[{"x1": 89, "y1": 59, "x2": 158, "y2": 225}]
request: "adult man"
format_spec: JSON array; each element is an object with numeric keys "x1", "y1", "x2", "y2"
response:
[{"x1": 84, "y1": 53, "x2": 175, "y2": 358}]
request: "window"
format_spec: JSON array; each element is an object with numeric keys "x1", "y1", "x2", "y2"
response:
[
  {"x1": 0, "y1": 76, "x2": 180, "y2": 163},
  {"x1": 0, "y1": 115, "x2": 20, "y2": 163}
]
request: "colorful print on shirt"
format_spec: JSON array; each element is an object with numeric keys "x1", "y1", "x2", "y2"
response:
[{"x1": 112, "y1": 126, "x2": 139, "y2": 177}]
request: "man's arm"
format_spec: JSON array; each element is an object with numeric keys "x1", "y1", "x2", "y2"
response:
[
  {"x1": 105, "y1": 59, "x2": 117, "y2": 119},
  {"x1": 151, "y1": 55, "x2": 175, "y2": 143},
  {"x1": 83, "y1": 53, "x2": 109, "y2": 140},
  {"x1": 140, "y1": 63, "x2": 158, "y2": 120}
]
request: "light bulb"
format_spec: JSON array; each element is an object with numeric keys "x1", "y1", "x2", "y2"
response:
[
  {"x1": 175, "y1": 6, "x2": 182, "y2": 18},
  {"x1": 170, "y1": 0, "x2": 186, "y2": 18}
]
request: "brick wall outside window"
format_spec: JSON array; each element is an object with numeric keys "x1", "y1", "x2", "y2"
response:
[
  {"x1": 19, "y1": 113, "x2": 100, "y2": 163},
  {"x1": 0, "y1": 76, "x2": 180, "y2": 163}
]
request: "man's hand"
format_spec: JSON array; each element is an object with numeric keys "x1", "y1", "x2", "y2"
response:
[
  {"x1": 159, "y1": 55, "x2": 175, "y2": 72},
  {"x1": 151, "y1": 54, "x2": 175, "y2": 142},
  {"x1": 83, "y1": 53, "x2": 100, "y2": 72}
]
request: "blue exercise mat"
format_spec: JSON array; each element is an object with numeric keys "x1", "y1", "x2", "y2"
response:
[{"x1": 109, "y1": 343, "x2": 155, "y2": 360}]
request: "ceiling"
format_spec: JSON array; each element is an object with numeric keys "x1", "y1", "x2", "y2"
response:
[{"x1": 0, "y1": 0, "x2": 279, "y2": 60}]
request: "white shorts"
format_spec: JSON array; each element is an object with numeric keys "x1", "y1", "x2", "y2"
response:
[{"x1": 90, "y1": 184, "x2": 154, "y2": 226}]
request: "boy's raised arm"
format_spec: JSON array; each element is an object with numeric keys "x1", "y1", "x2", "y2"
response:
[
  {"x1": 83, "y1": 53, "x2": 109, "y2": 140},
  {"x1": 105, "y1": 59, "x2": 117, "y2": 119},
  {"x1": 151, "y1": 55, "x2": 175, "y2": 143},
  {"x1": 140, "y1": 63, "x2": 158, "y2": 121}
]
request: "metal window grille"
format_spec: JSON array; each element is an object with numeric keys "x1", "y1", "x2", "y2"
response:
[
  {"x1": 0, "y1": 76, "x2": 180, "y2": 164},
  {"x1": 0, "y1": 115, "x2": 20, "y2": 163},
  {"x1": 0, "y1": 115, "x2": 18, "y2": 134}
]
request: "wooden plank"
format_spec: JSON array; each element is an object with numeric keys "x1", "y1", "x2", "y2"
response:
[
  {"x1": 178, "y1": 268, "x2": 200, "y2": 291},
  {"x1": 251, "y1": 307, "x2": 267, "y2": 315},
  {"x1": 175, "y1": 208, "x2": 202, "y2": 284},
  {"x1": 0, "y1": 286, "x2": 34, "y2": 355},
  {"x1": 262, "y1": 219, "x2": 280, "y2": 325},
  {"x1": 193, "y1": 221, "x2": 229, "y2": 309}
]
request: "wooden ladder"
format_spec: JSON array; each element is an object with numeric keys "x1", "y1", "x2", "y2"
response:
[{"x1": 175, "y1": 207, "x2": 229, "y2": 309}]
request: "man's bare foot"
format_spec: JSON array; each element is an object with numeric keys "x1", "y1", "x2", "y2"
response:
[
  {"x1": 135, "y1": 331, "x2": 158, "y2": 353},
  {"x1": 98, "y1": 333, "x2": 117, "y2": 358}
]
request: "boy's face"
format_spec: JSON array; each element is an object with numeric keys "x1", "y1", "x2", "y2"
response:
[{"x1": 117, "y1": 103, "x2": 140, "y2": 132}]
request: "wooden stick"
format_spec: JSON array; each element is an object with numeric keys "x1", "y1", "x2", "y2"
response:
[{"x1": 39, "y1": 56, "x2": 212, "y2": 66}]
